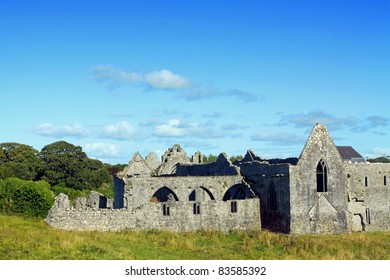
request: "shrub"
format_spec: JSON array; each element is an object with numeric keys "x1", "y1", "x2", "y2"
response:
[
  {"x1": 51, "y1": 182, "x2": 88, "y2": 203},
  {"x1": 0, "y1": 178, "x2": 54, "y2": 218}
]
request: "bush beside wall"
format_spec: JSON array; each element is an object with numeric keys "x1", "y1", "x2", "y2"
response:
[{"x1": 0, "y1": 177, "x2": 54, "y2": 218}]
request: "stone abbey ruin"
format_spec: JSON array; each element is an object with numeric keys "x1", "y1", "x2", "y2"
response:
[{"x1": 46, "y1": 123, "x2": 390, "y2": 234}]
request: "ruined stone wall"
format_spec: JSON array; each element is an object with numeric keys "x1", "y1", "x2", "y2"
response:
[
  {"x1": 157, "y1": 144, "x2": 191, "y2": 175},
  {"x1": 240, "y1": 162, "x2": 291, "y2": 233},
  {"x1": 46, "y1": 194, "x2": 260, "y2": 232},
  {"x1": 45, "y1": 123, "x2": 390, "y2": 235},
  {"x1": 345, "y1": 162, "x2": 390, "y2": 231},
  {"x1": 133, "y1": 199, "x2": 260, "y2": 232},
  {"x1": 46, "y1": 208, "x2": 134, "y2": 231},
  {"x1": 122, "y1": 175, "x2": 245, "y2": 211},
  {"x1": 289, "y1": 124, "x2": 349, "y2": 234},
  {"x1": 175, "y1": 153, "x2": 239, "y2": 176},
  {"x1": 122, "y1": 152, "x2": 153, "y2": 178}
]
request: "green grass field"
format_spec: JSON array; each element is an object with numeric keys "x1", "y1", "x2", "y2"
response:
[{"x1": 1, "y1": 214, "x2": 390, "y2": 260}]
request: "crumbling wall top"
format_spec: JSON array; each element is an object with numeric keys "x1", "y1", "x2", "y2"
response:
[{"x1": 121, "y1": 152, "x2": 153, "y2": 178}]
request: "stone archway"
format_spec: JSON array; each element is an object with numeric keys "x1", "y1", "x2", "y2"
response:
[
  {"x1": 222, "y1": 183, "x2": 253, "y2": 201},
  {"x1": 188, "y1": 186, "x2": 215, "y2": 201},
  {"x1": 151, "y1": 186, "x2": 179, "y2": 202}
]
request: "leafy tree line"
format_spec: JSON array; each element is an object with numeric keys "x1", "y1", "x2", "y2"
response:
[
  {"x1": 0, "y1": 141, "x2": 121, "y2": 191},
  {"x1": 0, "y1": 141, "x2": 129, "y2": 204},
  {"x1": 367, "y1": 156, "x2": 390, "y2": 163},
  {"x1": 0, "y1": 141, "x2": 126, "y2": 217},
  {"x1": 202, "y1": 154, "x2": 244, "y2": 163},
  {"x1": 0, "y1": 142, "x2": 42, "y2": 180}
]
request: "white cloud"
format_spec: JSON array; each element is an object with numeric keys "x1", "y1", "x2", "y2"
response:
[
  {"x1": 34, "y1": 122, "x2": 88, "y2": 138},
  {"x1": 251, "y1": 131, "x2": 306, "y2": 146},
  {"x1": 117, "y1": 71, "x2": 143, "y2": 84},
  {"x1": 89, "y1": 65, "x2": 142, "y2": 84},
  {"x1": 351, "y1": 115, "x2": 389, "y2": 133},
  {"x1": 221, "y1": 123, "x2": 246, "y2": 130},
  {"x1": 89, "y1": 65, "x2": 261, "y2": 103},
  {"x1": 278, "y1": 110, "x2": 389, "y2": 134},
  {"x1": 89, "y1": 65, "x2": 117, "y2": 81},
  {"x1": 102, "y1": 121, "x2": 138, "y2": 140},
  {"x1": 154, "y1": 119, "x2": 186, "y2": 137},
  {"x1": 278, "y1": 110, "x2": 353, "y2": 130},
  {"x1": 183, "y1": 85, "x2": 261, "y2": 102},
  {"x1": 370, "y1": 147, "x2": 390, "y2": 157},
  {"x1": 145, "y1": 69, "x2": 190, "y2": 89},
  {"x1": 90, "y1": 65, "x2": 189, "y2": 91},
  {"x1": 84, "y1": 142, "x2": 120, "y2": 157},
  {"x1": 153, "y1": 119, "x2": 225, "y2": 139}
]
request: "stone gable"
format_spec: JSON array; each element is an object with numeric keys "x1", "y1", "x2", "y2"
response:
[{"x1": 46, "y1": 123, "x2": 390, "y2": 234}]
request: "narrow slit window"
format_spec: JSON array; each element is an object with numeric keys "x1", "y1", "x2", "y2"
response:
[
  {"x1": 384, "y1": 176, "x2": 387, "y2": 186},
  {"x1": 365, "y1": 176, "x2": 368, "y2": 187},
  {"x1": 316, "y1": 159, "x2": 328, "y2": 192},
  {"x1": 231, "y1": 201, "x2": 238, "y2": 213},
  {"x1": 366, "y1": 208, "x2": 371, "y2": 224},
  {"x1": 163, "y1": 204, "x2": 170, "y2": 216},
  {"x1": 193, "y1": 203, "x2": 200, "y2": 215}
]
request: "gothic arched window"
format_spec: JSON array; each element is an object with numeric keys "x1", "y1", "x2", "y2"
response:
[
  {"x1": 269, "y1": 183, "x2": 277, "y2": 211},
  {"x1": 316, "y1": 159, "x2": 328, "y2": 192}
]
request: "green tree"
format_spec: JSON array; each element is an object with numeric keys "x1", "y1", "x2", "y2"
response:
[
  {"x1": 0, "y1": 142, "x2": 42, "y2": 180},
  {"x1": 0, "y1": 177, "x2": 54, "y2": 218},
  {"x1": 230, "y1": 155, "x2": 244, "y2": 163},
  {"x1": 202, "y1": 154, "x2": 218, "y2": 163},
  {"x1": 367, "y1": 156, "x2": 390, "y2": 163},
  {"x1": 37, "y1": 141, "x2": 111, "y2": 190},
  {"x1": 104, "y1": 163, "x2": 127, "y2": 175}
]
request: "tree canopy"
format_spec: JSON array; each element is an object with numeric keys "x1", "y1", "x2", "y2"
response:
[
  {"x1": 202, "y1": 154, "x2": 244, "y2": 164},
  {"x1": 367, "y1": 156, "x2": 390, "y2": 163},
  {"x1": 0, "y1": 142, "x2": 42, "y2": 180},
  {"x1": 37, "y1": 141, "x2": 112, "y2": 190}
]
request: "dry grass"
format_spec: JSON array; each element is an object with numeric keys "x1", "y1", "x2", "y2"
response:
[{"x1": 1, "y1": 215, "x2": 390, "y2": 260}]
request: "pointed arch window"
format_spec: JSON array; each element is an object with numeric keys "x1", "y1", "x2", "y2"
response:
[
  {"x1": 316, "y1": 159, "x2": 328, "y2": 192},
  {"x1": 269, "y1": 183, "x2": 277, "y2": 211},
  {"x1": 151, "y1": 187, "x2": 179, "y2": 202}
]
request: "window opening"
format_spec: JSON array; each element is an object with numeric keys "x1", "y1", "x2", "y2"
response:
[
  {"x1": 163, "y1": 204, "x2": 170, "y2": 216},
  {"x1": 316, "y1": 159, "x2": 328, "y2": 192},
  {"x1": 269, "y1": 183, "x2": 277, "y2": 211},
  {"x1": 366, "y1": 208, "x2": 371, "y2": 224},
  {"x1": 365, "y1": 177, "x2": 368, "y2": 187},
  {"x1": 188, "y1": 187, "x2": 215, "y2": 201},
  {"x1": 193, "y1": 203, "x2": 200, "y2": 215},
  {"x1": 384, "y1": 176, "x2": 387, "y2": 186},
  {"x1": 152, "y1": 187, "x2": 179, "y2": 202},
  {"x1": 231, "y1": 201, "x2": 238, "y2": 213},
  {"x1": 223, "y1": 184, "x2": 250, "y2": 201}
]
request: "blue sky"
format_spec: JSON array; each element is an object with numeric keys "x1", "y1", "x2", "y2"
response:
[{"x1": 1, "y1": 0, "x2": 389, "y2": 164}]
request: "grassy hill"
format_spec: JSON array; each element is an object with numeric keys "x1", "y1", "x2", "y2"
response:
[{"x1": 1, "y1": 214, "x2": 390, "y2": 260}]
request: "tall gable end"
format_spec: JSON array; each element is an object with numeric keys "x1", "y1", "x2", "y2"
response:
[
  {"x1": 145, "y1": 152, "x2": 161, "y2": 170},
  {"x1": 290, "y1": 123, "x2": 349, "y2": 234},
  {"x1": 123, "y1": 152, "x2": 153, "y2": 178},
  {"x1": 297, "y1": 123, "x2": 343, "y2": 166},
  {"x1": 242, "y1": 150, "x2": 262, "y2": 162}
]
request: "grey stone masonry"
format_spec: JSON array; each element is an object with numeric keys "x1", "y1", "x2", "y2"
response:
[
  {"x1": 46, "y1": 123, "x2": 390, "y2": 234},
  {"x1": 289, "y1": 124, "x2": 349, "y2": 234}
]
